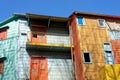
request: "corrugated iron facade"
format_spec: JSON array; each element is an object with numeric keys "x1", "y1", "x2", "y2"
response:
[
  {"x1": 111, "y1": 40, "x2": 120, "y2": 64},
  {"x1": 0, "y1": 20, "x2": 18, "y2": 80},
  {"x1": 1, "y1": 12, "x2": 120, "y2": 80},
  {"x1": 70, "y1": 14, "x2": 84, "y2": 80},
  {"x1": 70, "y1": 14, "x2": 111, "y2": 80},
  {"x1": 28, "y1": 18, "x2": 73, "y2": 80},
  {"x1": 15, "y1": 20, "x2": 30, "y2": 80},
  {"x1": 29, "y1": 51, "x2": 73, "y2": 80},
  {"x1": 107, "y1": 20, "x2": 120, "y2": 64}
]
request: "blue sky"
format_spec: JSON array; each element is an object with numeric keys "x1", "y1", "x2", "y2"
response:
[{"x1": 0, "y1": 0, "x2": 120, "y2": 22}]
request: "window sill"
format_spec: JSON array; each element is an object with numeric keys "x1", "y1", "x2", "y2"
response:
[
  {"x1": 78, "y1": 24, "x2": 86, "y2": 26},
  {"x1": 84, "y1": 62, "x2": 92, "y2": 64},
  {"x1": 98, "y1": 25, "x2": 107, "y2": 28}
]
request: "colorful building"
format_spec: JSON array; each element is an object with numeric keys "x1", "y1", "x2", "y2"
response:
[
  {"x1": 0, "y1": 12, "x2": 120, "y2": 80},
  {"x1": 69, "y1": 11, "x2": 120, "y2": 80},
  {"x1": 0, "y1": 13, "x2": 73, "y2": 80}
]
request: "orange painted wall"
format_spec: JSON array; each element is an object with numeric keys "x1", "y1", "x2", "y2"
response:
[
  {"x1": 70, "y1": 15, "x2": 110, "y2": 80},
  {"x1": 31, "y1": 26, "x2": 46, "y2": 43},
  {"x1": 111, "y1": 40, "x2": 120, "y2": 64},
  {"x1": 0, "y1": 29, "x2": 7, "y2": 40},
  {"x1": 30, "y1": 56, "x2": 48, "y2": 80},
  {"x1": 78, "y1": 16, "x2": 110, "y2": 80}
]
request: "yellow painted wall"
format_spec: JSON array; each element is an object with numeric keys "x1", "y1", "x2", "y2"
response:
[
  {"x1": 76, "y1": 16, "x2": 110, "y2": 80},
  {"x1": 100, "y1": 64, "x2": 120, "y2": 80}
]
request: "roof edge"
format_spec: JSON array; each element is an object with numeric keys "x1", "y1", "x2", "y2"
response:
[
  {"x1": 26, "y1": 13, "x2": 69, "y2": 22},
  {"x1": 26, "y1": 13, "x2": 69, "y2": 19},
  {"x1": 73, "y1": 11, "x2": 120, "y2": 19},
  {"x1": 0, "y1": 15, "x2": 19, "y2": 27}
]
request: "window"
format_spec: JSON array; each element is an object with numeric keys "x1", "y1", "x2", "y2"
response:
[
  {"x1": 103, "y1": 43, "x2": 114, "y2": 64},
  {"x1": 33, "y1": 33, "x2": 37, "y2": 38},
  {"x1": 77, "y1": 17, "x2": 85, "y2": 25},
  {"x1": 83, "y1": 52, "x2": 92, "y2": 63},
  {"x1": 0, "y1": 57, "x2": 6, "y2": 74},
  {"x1": 0, "y1": 61, "x2": 4, "y2": 74},
  {"x1": 98, "y1": 19, "x2": 106, "y2": 27},
  {"x1": 32, "y1": 31, "x2": 37, "y2": 38},
  {"x1": 0, "y1": 29, "x2": 7, "y2": 40},
  {"x1": 21, "y1": 33, "x2": 27, "y2": 36}
]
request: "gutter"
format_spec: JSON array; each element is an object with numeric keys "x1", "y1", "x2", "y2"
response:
[
  {"x1": 0, "y1": 15, "x2": 18, "y2": 27},
  {"x1": 0, "y1": 13, "x2": 26, "y2": 27}
]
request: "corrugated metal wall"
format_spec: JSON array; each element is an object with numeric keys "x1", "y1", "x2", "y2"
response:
[
  {"x1": 107, "y1": 21, "x2": 120, "y2": 64},
  {"x1": 48, "y1": 57, "x2": 72, "y2": 80},
  {"x1": 47, "y1": 28, "x2": 70, "y2": 45},
  {"x1": 29, "y1": 24, "x2": 72, "y2": 79},
  {"x1": 0, "y1": 37, "x2": 17, "y2": 80},
  {"x1": 31, "y1": 26, "x2": 70, "y2": 45},
  {"x1": 79, "y1": 28, "x2": 108, "y2": 80},
  {"x1": 111, "y1": 40, "x2": 120, "y2": 64},
  {"x1": 28, "y1": 51, "x2": 73, "y2": 80},
  {"x1": 15, "y1": 19, "x2": 71, "y2": 80},
  {"x1": 15, "y1": 20, "x2": 30, "y2": 80},
  {"x1": 109, "y1": 30, "x2": 120, "y2": 40},
  {"x1": 70, "y1": 14, "x2": 84, "y2": 80},
  {"x1": 107, "y1": 21, "x2": 120, "y2": 31},
  {"x1": 70, "y1": 15, "x2": 112, "y2": 80},
  {"x1": 0, "y1": 20, "x2": 18, "y2": 80}
]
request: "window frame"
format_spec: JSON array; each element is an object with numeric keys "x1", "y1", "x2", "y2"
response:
[
  {"x1": 98, "y1": 19, "x2": 106, "y2": 27},
  {"x1": 0, "y1": 60, "x2": 4, "y2": 74},
  {"x1": 0, "y1": 57, "x2": 6, "y2": 74},
  {"x1": 103, "y1": 42, "x2": 115, "y2": 64},
  {"x1": 0, "y1": 26, "x2": 9, "y2": 40},
  {"x1": 77, "y1": 17, "x2": 85, "y2": 25},
  {"x1": 82, "y1": 52, "x2": 92, "y2": 64},
  {"x1": 103, "y1": 42, "x2": 112, "y2": 51}
]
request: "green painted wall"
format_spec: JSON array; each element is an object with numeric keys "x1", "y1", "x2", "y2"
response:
[{"x1": 0, "y1": 19, "x2": 18, "y2": 80}]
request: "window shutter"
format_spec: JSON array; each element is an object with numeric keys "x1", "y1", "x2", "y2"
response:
[{"x1": 103, "y1": 43, "x2": 114, "y2": 64}]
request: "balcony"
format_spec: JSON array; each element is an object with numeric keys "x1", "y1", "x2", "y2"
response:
[
  {"x1": 25, "y1": 13, "x2": 73, "y2": 52},
  {"x1": 26, "y1": 42, "x2": 73, "y2": 52}
]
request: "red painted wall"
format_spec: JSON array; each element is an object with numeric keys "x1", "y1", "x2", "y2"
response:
[
  {"x1": 0, "y1": 29, "x2": 7, "y2": 40},
  {"x1": 111, "y1": 40, "x2": 120, "y2": 64},
  {"x1": 70, "y1": 14, "x2": 84, "y2": 80}
]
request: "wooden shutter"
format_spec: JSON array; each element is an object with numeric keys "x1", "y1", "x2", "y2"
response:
[
  {"x1": 0, "y1": 29, "x2": 7, "y2": 40},
  {"x1": 0, "y1": 61, "x2": 4, "y2": 74}
]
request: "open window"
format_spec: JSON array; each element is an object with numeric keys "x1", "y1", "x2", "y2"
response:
[
  {"x1": 83, "y1": 52, "x2": 92, "y2": 63},
  {"x1": 32, "y1": 31, "x2": 37, "y2": 38},
  {"x1": 77, "y1": 17, "x2": 85, "y2": 25},
  {"x1": 103, "y1": 43, "x2": 114, "y2": 64}
]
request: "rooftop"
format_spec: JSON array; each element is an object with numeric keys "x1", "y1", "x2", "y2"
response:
[{"x1": 72, "y1": 11, "x2": 120, "y2": 19}]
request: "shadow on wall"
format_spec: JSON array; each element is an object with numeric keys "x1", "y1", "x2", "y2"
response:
[{"x1": 26, "y1": 49, "x2": 71, "y2": 58}]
